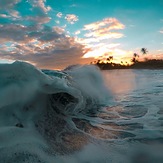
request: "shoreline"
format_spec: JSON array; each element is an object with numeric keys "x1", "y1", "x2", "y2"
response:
[
  {"x1": 99, "y1": 67, "x2": 163, "y2": 70},
  {"x1": 94, "y1": 59, "x2": 163, "y2": 70}
]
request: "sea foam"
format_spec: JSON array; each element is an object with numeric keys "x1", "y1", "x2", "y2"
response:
[{"x1": 0, "y1": 61, "x2": 111, "y2": 162}]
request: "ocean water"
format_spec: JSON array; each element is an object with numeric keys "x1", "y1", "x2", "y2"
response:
[{"x1": 0, "y1": 62, "x2": 163, "y2": 163}]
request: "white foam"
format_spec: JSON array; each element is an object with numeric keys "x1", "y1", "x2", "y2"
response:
[{"x1": 0, "y1": 61, "x2": 112, "y2": 162}]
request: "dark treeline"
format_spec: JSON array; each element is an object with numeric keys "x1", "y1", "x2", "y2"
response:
[
  {"x1": 94, "y1": 59, "x2": 163, "y2": 70},
  {"x1": 91, "y1": 48, "x2": 163, "y2": 70}
]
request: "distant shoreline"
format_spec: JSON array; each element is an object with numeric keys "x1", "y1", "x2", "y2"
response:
[
  {"x1": 100, "y1": 67, "x2": 163, "y2": 70},
  {"x1": 94, "y1": 59, "x2": 163, "y2": 70}
]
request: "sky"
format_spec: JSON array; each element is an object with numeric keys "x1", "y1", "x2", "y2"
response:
[{"x1": 0, "y1": 0, "x2": 163, "y2": 69}]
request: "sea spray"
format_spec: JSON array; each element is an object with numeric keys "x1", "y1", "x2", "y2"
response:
[
  {"x1": 0, "y1": 62, "x2": 163, "y2": 162},
  {"x1": 0, "y1": 61, "x2": 113, "y2": 162}
]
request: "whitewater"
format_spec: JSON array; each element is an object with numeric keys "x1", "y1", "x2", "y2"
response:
[{"x1": 0, "y1": 61, "x2": 163, "y2": 163}]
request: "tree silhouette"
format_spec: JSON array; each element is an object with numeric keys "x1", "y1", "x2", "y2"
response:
[
  {"x1": 133, "y1": 53, "x2": 139, "y2": 58},
  {"x1": 141, "y1": 48, "x2": 148, "y2": 54},
  {"x1": 131, "y1": 53, "x2": 139, "y2": 63},
  {"x1": 107, "y1": 56, "x2": 113, "y2": 62},
  {"x1": 97, "y1": 60, "x2": 101, "y2": 64},
  {"x1": 131, "y1": 57, "x2": 136, "y2": 63},
  {"x1": 109, "y1": 56, "x2": 113, "y2": 60}
]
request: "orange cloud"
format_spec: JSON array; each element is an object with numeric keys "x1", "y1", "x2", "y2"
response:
[
  {"x1": 85, "y1": 32, "x2": 124, "y2": 39},
  {"x1": 76, "y1": 37, "x2": 100, "y2": 44},
  {"x1": 79, "y1": 17, "x2": 126, "y2": 62},
  {"x1": 53, "y1": 26, "x2": 65, "y2": 34},
  {"x1": 65, "y1": 14, "x2": 78, "y2": 24},
  {"x1": 84, "y1": 18, "x2": 124, "y2": 30},
  {"x1": 84, "y1": 17, "x2": 125, "y2": 40}
]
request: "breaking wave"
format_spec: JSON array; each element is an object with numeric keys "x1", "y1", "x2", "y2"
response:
[
  {"x1": 0, "y1": 61, "x2": 163, "y2": 163},
  {"x1": 0, "y1": 61, "x2": 112, "y2": 162}
]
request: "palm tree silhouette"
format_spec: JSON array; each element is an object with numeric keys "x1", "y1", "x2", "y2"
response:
[
  {"x1": 131, "y1": 53, "x2": 139, "y2": 63},
  {"x1": 141, "y1": 48, "x2": 148, "y2": 54},
  {"x1": 106, "y1": 56, "x2": 113, "y2": 62},
  {"x1": 133, "y1": 53, "x2": 139, "y2": 58}
]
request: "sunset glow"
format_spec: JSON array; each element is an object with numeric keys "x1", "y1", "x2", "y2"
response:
[
  {"x1": 83, "y1": 47, "x2": 133, "y2": 65},
  {"x1": 1, "y1": 2, "x2": 163, "y2": 162},
  {"x1": 0, "y1": 0, "x2": 163, "y2": 68}
]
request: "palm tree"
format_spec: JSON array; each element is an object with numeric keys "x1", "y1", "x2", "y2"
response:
[
  {"x1": 131, "y1": 53, "x2": 139, "y2": 63},
  {"x1": 131, "y1": 57, "x2": 136, "y2": 63},
  {"x1": 141, "y1": 48, "x2": 148, "y2": 55},
  {"x1": 109, "y1": 56, "x2": 113, "y2": 60},
  {"x1": 106, "y1": 56, "x2": 113, "y2": 62},
  {"x1": 97, "y1": 60, "x2": 101, "y2": 64},
  {"x1": 133, "y1": 53, "x2": 139, "y2": 58}
]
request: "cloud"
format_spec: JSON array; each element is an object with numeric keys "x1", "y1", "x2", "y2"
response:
[
  {"x1": 0, "y1": 0, "x2": 21, "y2": 21},
  {"x1": 84, "y1": 18, "x2": 124, "y2": 30},
  {"x1": 10, "y1": 9, "x2": 20, "y2": 18},
  {"x1": 84, "y1": 18, "x2": 125, "y2": 40},
  {"x1": 0, "y1": 0, "x2": 51, "y2": 24},
  {"x1": 25, "y1": 0, "x2": 51, "y2": 25},
  {"x1": 74, "y1": 30, "x2": 81, "y2": 35},
  {"x1": 83, "y1": 44, "x2": 121, "y2": 58},
  {"x1": 0, "y1": 23, "x2": 66, "y2": 44},
  {"x1": 0, "y1": 21, "x2": 90, "y2": 69},
  {"x1": 57, "y1": 12, "x2": 79, "y2": 25},
  {"x1": 56, "y1": 12, "x2": 63, "y2": 18},
  {"x1": 53, "y1": 26, "x2": 65, "y2": 34},
  {"x1": 65, "y1": 14, "x2": 78, "y2": 24},
  {"x1": 0, "y1": 0, "x2": 21, "y2": 9},
  {"x1": 76, "y1": 37, "x2": 100, "y2": 44},
  {"x1": 0, "y1": 1, "x2": 127, "y2": 69},
  {"x1": 0, "y1": 35, "x2": 90, "y2": 69},
  {"x1": 25, "y1": 16, "x2": 51, "y2": 24},
  {"x1": 0, "y1": 0, "x2": 92, "y2": 69},
  {"x1": 85, "y1": 32, "x2": 124, "y2": 39},
  {"x1": 0, "y1": 0, "x2": 90, "y2": 69},
  {"x1": 55, "y1": 20, "x2": 60, "y2": 24},
  {"x1": 0, "y1": 24, "x2": 29, "y2": 43},
  {"x1": 29, "y1": 0, "x2": 51, "y2": 13},
  {"x1": 0, "y1": 14, "x2": 11, "y2": 18},
  {"x1": 76, "y1": 18, "x2": 126, "y2": 61},
  {"x1": 0, "y1": 24, "x2": 62, "y2": 44}
]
